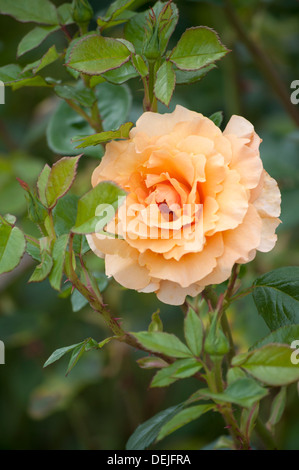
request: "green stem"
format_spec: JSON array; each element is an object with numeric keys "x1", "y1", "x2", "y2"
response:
[
  {"x1": 65, "y1": 99, "x2": 96, "y2": 130},
  {"x1": 213, "y1": 356, "x2": 224, "y2": 392},
  {"x1": 143, "y1": 60, "x2": 158, "y2": 112},
  {"x1": 90, "y1": 101, "x2": 103, "y2": 133},
  {"x1": 220, "y1": 311, "x2": 235, "y2": 364},
  {"x1": 205, "y1": 365, "x2": 249, "y2": 449},
  {"x1": 47, "y1": 210, "x2": 56, "y2": 240}
]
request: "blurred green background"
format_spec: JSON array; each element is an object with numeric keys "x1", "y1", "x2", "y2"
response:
[{"x1": 0, "y1": 0, "x2": 299, "y2": 450}]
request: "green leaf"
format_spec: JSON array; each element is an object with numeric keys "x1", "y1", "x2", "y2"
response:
[
  {"x1": 0, "y1": 64, "x2": 22, "y2": 82},
  {"x1": 171, "y1": 360, "x2": 202, "y2": 379},
  {"x1": 148, "y1": 310, "x2": 163, "y2": 333},
  {"x1": 101, "y1": 61, "x2": 139, "y2": 84},
  {"x1": 199, "y1": 377, "x2": 268, "y2": 408},
  {"x1": 169, "y1": 26, "x2": 228, "y2": 71},
  {"x1": 0, "y1": 64, "x2": 51, "y2": 89},
  {"x1": 73, "y1": 122, "x2": 133, "y2": 148},
  {"x1": 157, "y1": 404, "x2": 214, "y2": 442},
  {"x1": 43, "y1": 341, "x2": 85, "y2": 368},
  {"x1": 98, "y1": 9, "x2": 136, "y2": 31},
  {"x1": 54, "y1": 84, "x2": 95, "y2": 108},
  {"x1": 67, "y1": 34, "x2": 131, "y2": 75},
  {"x1": 57, "y1": 3, "x2": 74, "y2": 25},
  {"x1": 132, "y1": 332, "x2": 192, "y2": 358},
  {"x1": 98, "y1": 0, "x2": 137, "y2": 30},
  {"x1": 240, "y1": 403, "x2": 259, "y2": 439},
  {"x1": 131, "y1": 54, "x2": 148, "y2": 78},
  {"x1": 48, "y1": 234, "x2": 69, "y2": 291},
  {"x1": 37, "y1": 164, "x2": 51, "y2": 206},
  {"x1": 136, "y1": 356, "x2": 168, "y2": 369},
  {"x1": 52, "y1": 195, "x2": 87, "y2": 256},
  {"x1": 28, "y1": 249, "x2": 53, "y2": 283},
  {"x1": 0, "y1": 0, "x2": 59, "y2": 25},
  {"x1": 23, "y1": 45, "x2": 60, "y2": 75},
  {"x1": 26, "y1": 191, "x2": 47, "y2": 223},
  {"x1": 126, "y1": 403, "x2": 184, "y2": 450},
  {"x1": 184, "y1": 308, "x2": 203, "y2": 357},
  {"x1": 175, "y1": 64, "x2": 216, "y2": 84},
  {"x1": 209, "y1": 111, "x2": 223, "y2": 127},
  {"x1": 17, "y1": 25, "x2": 59, "y2": 57},
  {"x1": 26, "y1": 239, "x2": 41, "y2": 262},
  {"x1": 227, "y1": 366, "x2": 247, "y2": 385},
  {"x1": 125, "y1": 1, "x2": 178, "y2": 57},
  {"x1": 71, "y1": 289, "x2": 89, "y2": 313},
  {"x1": 154, "y1": 61, "x2": 175, "y2": 107},
  {"x1": 103, "y1": 0, "x2": 136, "y2": 22},
  {"x1": 45, "y1": 156, "x2": 81, "y2": 209},
  {"x1": 156, "y1": 1, "x2": 179, "y2": 55},
  {"x1": 204, "y1": 311, "x2": 230, "y2": 356},
  {"x1": 47, "y1": 82, "x2": 131, "y2": 157},
  {"x1": 43, "y1": 337, "x2": 98, "y2": 372},
  {"x1": 151, "y1": 358, "x2": 198, "y2": 388},
  {"x1": 72, "y1": 181, "x2": 126, "y2": 234},
  {"x1": 66, "y1": 342, "x2": 86, "y2": 375},
  {"x1": 267, "y1": 387, "x2": 287, "y2": 431},
  {"x1": 250, "y1": 325, "x2": 299, "y2": 351},
  {"x1": 11, "y1": 76, "x2": 51, "y2": 90},
  {"x1": 252, "y1": 267, "x2": 299, "y2": 330},
  {"x1": 232, "y1": 344, "x2": 299, "y2": 386},
  {"x1": 52, "y1": 194, "x2": 79, "y2": 236},
  {"x1": 0, "y1": 224, "x2": 26, "y2": 275}
]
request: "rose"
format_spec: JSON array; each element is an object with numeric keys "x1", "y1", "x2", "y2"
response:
[{"x1": 87, "y1": 105, "x2": 281, "y2": 305}]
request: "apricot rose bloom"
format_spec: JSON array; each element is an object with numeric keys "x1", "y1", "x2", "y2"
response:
[{"x1": 87, "y1": 105, "x2": 281, "y2": 305}]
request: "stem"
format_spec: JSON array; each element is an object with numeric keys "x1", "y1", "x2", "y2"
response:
[
  {"x1": 47, "y1": 210, "x2": 56, "y2": 240},
  {"x1": 220, "y1": 405, "x2": 251, "y2": 450},
  {"x1": 64, "y1": 99, "x2": 98, "y2": 131},
  {"x1": 90, "y1": 101, "x2": 104, "y2": 133},
  {"x1": 205, "y1": 365, "x2": 250, "y2": 449},
  {"x1": 230, "y1": 286, "x2": 253, "y2": 303},
  {"x1": 225, "y1": 264, "x2": 239, "y2": 301},
  {"x1": 224, "y1": 0, "x2": 299, "y2": 128},
  {"x1": 214, "y1": 357, "x2": 224, "y2": 392},
  {"x1": 255, "y1": 417, "x2": 277, "y2": 450},
  {"x1": 202, "y1": 286, "x2": 218, "y2": 311},
  {"x1": 143, "y1": 60, "x2": 158, "y2": 112},
  {"x1": 61, "y1": 24, "x2": 72, "y2": 42},
  {"x1": 221, "y1": 311, "x2": 235, "y2": 364}
]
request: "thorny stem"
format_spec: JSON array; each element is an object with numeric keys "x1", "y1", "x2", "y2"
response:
[{"x1": 205, "y1": 366, "x2": 250, "y2": 449}]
